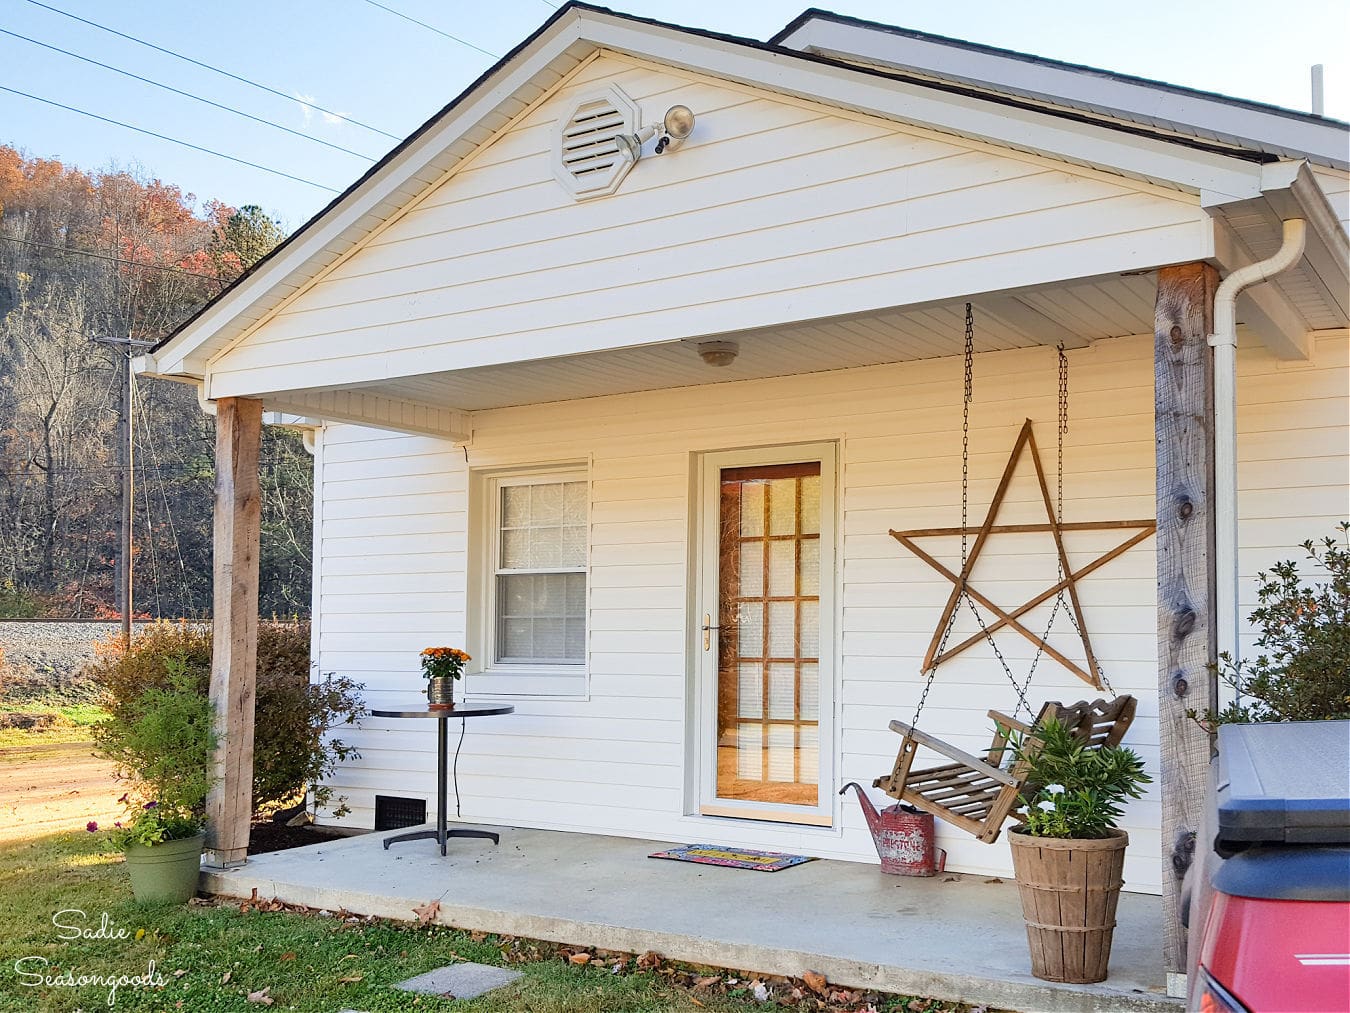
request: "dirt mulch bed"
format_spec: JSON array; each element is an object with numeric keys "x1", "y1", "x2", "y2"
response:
[{"x1": 247, "y1": 819, "x2": 354, "y2": 855}]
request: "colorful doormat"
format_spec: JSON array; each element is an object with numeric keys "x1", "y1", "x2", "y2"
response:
[{"x1": 648, "y1": 844, "x2": 817, "y2": 872}]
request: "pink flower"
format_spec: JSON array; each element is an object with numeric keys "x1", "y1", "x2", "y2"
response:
[
  {"x1": 143, "y1": 801, "x2": 158, "y2": 810},
  {"x1": 86, "y1": 821, "x2": 98, "y2": 833},
  {"x1": 114, "y1": 822, "x2": 123, "y2": 828},
  {"x1": 117, "y1": 793, "x2": 129, "y2": 805}
]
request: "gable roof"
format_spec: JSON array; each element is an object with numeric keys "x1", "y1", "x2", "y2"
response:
[
  {"x1": 772, "y1": 10, "x2": 1349, "y2": 170},
  {"x1": 146, "y1": 2, "x2": 1346, "y2": 379}
]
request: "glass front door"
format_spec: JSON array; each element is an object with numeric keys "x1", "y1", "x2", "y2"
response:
[{"x1": 697, "y1": 447, "x2": 834, "y2": 825}]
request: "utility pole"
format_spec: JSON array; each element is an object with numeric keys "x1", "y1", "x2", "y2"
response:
[{"x1": 92, "y1": 335, "x2": 155, "y2": 646}]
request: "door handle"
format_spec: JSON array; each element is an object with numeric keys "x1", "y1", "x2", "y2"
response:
[{"x1": 701, "y1": 613, "x2": 722, "y2": 652}]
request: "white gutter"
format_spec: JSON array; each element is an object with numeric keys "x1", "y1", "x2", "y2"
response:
[{"x1": 1207, "y1": 217, "x2": 1307, "y2": 667}]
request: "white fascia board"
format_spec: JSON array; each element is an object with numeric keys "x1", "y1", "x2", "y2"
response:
[
  {"x1": 777, "y1": 16, "x2": 1349, "y2": 169},
  {"x1": 584, "y1": 13, "x2": 1264, "y2": 202},
  {"x1": 151, "y1": 14, "x2": 588, "y2": 378}
]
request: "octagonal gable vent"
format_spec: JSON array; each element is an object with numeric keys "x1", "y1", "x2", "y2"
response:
[{"x1": 553, "y1": 85, "x2": 640, "y2": 201}]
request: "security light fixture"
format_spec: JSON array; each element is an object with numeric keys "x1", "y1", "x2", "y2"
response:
[
  {"x1": 655, "y1": 104, "x2": 695, "y2": 153},
  {"x1": 697, "y1": 340, "x2": 739, "y2": 367},
  {"x1": 615, "y1": 104, "x2": 697, "y2": 163}
]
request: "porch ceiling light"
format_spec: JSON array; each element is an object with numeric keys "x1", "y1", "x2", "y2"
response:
[
  {"x1": 615, "y1": 104, "x2": 697, "y2": 163},
  {"x1": 697, "y1": 340, "x2": 738, "y2": 367}
]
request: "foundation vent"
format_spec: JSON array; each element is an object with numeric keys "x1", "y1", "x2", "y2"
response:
[{"x1": 374, "y1": 794, "x2": 426, "y2": 831}]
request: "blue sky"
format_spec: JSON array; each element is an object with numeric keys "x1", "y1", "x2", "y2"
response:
[{"x1": 2, "y1": 0, "x2": 1347, "y2": 230}]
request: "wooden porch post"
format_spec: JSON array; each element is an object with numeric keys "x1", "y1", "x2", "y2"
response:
[
  {"x1": 205, "y1": 396, "x2": 264, "y2": 867},
  {"x1": 1153, "y1": 262, "x2": 1219, "y2": 996}
]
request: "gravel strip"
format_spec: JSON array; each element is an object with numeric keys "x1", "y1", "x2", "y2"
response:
[{"x1": 0, "y1": 621, "x2": 121, "y2": 704}]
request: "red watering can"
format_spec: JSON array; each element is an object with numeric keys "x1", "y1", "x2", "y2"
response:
[{"x1": 840, "y1": 782, "x2": 946, "y2": 877}]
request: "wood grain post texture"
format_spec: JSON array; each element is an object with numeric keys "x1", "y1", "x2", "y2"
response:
[
  {"x1": 1153, "y1": 262, "x2": 1219, "y2": 995},
  {"x1": 205, "y1": 397, "x2": 264, "y2": 867}
]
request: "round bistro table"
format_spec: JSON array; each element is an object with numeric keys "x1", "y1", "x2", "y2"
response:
[{"x1": 370, "y1": 705, "x2": 514, "y2": 856}]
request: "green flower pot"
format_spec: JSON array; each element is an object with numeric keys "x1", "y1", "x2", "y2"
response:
[{"x1": 124, "y1": 833, "x2": 206, "y2": 904}]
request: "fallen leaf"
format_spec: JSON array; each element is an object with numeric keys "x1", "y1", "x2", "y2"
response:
[
  {"x1": 172, "y1": 969, "x2": 188, "y2": 978},
  {"x1": 694, "y1": 975, "x2": 720, "y2": 987},
  {"x1": 802, "y1": 970, "x2": 827, "y2": 994},
  {"x1": 278, "y1": 952, "x2": 296, "y2": 962},
  {"x1": 411, "y1": 900, "x2": 440, "y2": 925},
  {"x1": 637, "y1": 950, "x2": 662, "y2": 970},
  {"x1": 983, "y1": 877, "x2": 1004, "y2": 884},
  {"x1": 469, "y1": 930, "x2": 488, "y2": 942},
  {"x1": 246, "y1": 987, "x2": 273, "y2": 1006},
  {"x1": 338, "y1": 974, "x2": 363, "y2": 984},
  {"x1": 690, "y1": 999, "x2": 704, "y2": 1008},
  {"x1": 568, "y1": 952, "x2": 591, "y2": 965},
  {"x1": 220, "y1": 972, "x2": 232, "y2": 985}
]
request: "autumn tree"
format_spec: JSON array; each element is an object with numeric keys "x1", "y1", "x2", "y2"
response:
[{"x1": 0, "y1": 145, "x2": 310, "y2": 617}]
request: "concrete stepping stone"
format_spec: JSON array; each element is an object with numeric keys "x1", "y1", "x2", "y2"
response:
[{"x1": 394, "y1": 962, "x2": 523, "y2": 1000}]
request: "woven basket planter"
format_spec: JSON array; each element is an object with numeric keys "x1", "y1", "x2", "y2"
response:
[{"x1": 1008, "y1": 828, "x2": 1128, "y2": 984}]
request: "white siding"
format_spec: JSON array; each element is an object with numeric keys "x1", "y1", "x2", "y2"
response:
[
  {"x1": 208, "y1": 55, "x2": 1208, "y2": 399},
  {"x1": 310, "y1": 330, "x2": 1346, "y2": 894}
]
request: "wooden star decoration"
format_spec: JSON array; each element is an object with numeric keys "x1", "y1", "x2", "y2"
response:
[{"x1": 889, "y1": 418, "x2": 1156, "y2": 688}]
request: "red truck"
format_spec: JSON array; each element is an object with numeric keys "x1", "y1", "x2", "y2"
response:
[{"x1": 1186, "y1": 720, "x2": 1350, "y2": 1012}]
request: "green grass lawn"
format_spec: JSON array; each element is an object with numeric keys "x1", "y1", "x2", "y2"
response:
[
  {"x1": 0, "y1": 833, "x2": 973, "y2": 1013},
  {"x1": 0, "y1": 702, "x2": 108, "y2": 748}
]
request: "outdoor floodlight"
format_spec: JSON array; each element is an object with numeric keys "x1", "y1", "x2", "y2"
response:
[{"x1": 615, "y1": 105, "x2": 697, "y2": 162}]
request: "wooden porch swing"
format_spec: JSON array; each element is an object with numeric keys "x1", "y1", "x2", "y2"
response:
[{"x1": 873, "y1": 305, "x2": 1144, "y2": 844}]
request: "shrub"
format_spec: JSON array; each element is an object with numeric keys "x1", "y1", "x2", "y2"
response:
[
  {"x1": 91, "y1": 654, "x2": 215, "y2": 845},
  {"x1": 86, "y1": 620, "x2": 366, "y2": 817},
  {"x1": 0, "y1": 580, "x2": 43, "y2": 618},
  {"x1": 94, "y1": 655, "x2": 216, "y2": 813},
  {"x1": 1202, "y1": 522, "x2": 1350, "y2": 726}
]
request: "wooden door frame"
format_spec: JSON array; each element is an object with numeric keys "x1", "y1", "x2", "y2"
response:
[{"x1": 691, "y1": 442, "x2": 838, "y2": 827}]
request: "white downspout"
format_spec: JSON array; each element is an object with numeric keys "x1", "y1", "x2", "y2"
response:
[{"x1": 1207, "y1": 218, "x2": 1307, "y2": 670}]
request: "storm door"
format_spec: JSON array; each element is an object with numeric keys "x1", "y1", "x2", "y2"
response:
[{"x1": 695, "y1": 446, "x2": 835, "y2": 825}]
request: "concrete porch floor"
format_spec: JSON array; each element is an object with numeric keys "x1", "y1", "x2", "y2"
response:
[{"x1": 200, "y1": 824, "x2": 1178, "y2": 1013}]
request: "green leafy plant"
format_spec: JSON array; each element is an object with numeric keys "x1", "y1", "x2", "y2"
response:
[
  {"x1": 89, "y1": 798, "x2": 204, "y2": 848},
  {"x1": 91, "y1": 654, "x2": 216, "y2": 846},
  {"x1": 1011, "y1": 717, "x2": 1151, "y2": 839},
  {"x1": 86, "y1": 620, "x2": 366, "y2": 818},
  {"x1": 1199, "y1": 523, "x2": 1350, "y2": 726}
]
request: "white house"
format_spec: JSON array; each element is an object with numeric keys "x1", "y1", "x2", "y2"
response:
[{"x1": 142, "y1": 3, "x2": 1349, "y2": 991}]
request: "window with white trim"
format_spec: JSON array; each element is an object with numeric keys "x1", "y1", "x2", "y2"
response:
[{"x1": 491, "y1": 473, "x2": 587, "y2": 668}]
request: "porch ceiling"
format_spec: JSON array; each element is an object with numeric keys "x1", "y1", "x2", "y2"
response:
[{"x1": 269, "y1": 272, "x2": 1162, "y2": 416}]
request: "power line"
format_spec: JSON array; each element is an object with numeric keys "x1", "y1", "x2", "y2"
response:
[
  {"x1": 0, "y1": 27, "x2": 379, "y2": 162},
  {"x1": 1, "y1": 235, "x2": 229, "y2": 283},
  {"x1": 20, "y1": 0, "x2": 402, "y2": 141},
  {"x1": 360, "y1": 0, "x2": 500, "y2": 59},
  {"x1": 0, "y1": 85, "x2": 342, "y2": 192}
]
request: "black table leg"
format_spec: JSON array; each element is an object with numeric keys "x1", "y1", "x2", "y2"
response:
[{"x1": 437, "y1": 715, "x2": 448, "y2": 856}]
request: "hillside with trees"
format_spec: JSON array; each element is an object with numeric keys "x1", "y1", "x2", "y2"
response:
[{"x1": 0, "y1": 145, "x2": 312, "y2": 618}]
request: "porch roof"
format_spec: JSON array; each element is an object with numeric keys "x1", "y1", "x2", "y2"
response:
[
  {"x1": 772, "y1": 10, "x2": 1350, "y2": 170},
  {"x1": 142, "y1": 3, "x2": 1348, "y2": 398}
]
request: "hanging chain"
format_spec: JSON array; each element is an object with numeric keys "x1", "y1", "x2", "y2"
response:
[
  {"x1": 961, "y1": 302, "x2": 974, "y2": 564},
  {"x1": 1053, "y1": 343, "x2": 1115, "y2": 696},
  {"x1": 1056, "y1": 342, "x2": 1068, "y2": 577},
  {"x1": 909, "y1": 303, "x2": 977, "y2": 728}
]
